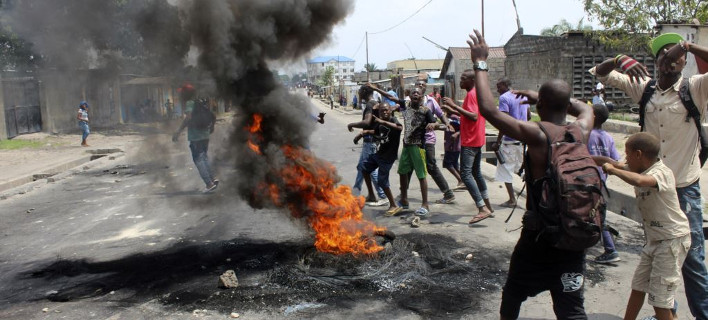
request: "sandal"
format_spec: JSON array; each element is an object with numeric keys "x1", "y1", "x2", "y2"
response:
[
  {"x1": 414, "y1": 207, "x2": 429, "y2": 217},
  {"x1": 385, "y1": 207, "x2": 403, "y2": 217},
  {"x1": 469, "y1": 212, "x2": 492, "y2": 225},
  {"x1": 410, "y1": 216, "x2": 421, "y2": 228},
  {"x1": 396, "y1": 200, "x2": 409, "y2": 210}
]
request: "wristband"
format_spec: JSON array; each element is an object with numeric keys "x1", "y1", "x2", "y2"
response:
[
  {"x1": 680, "y1": 41, "x2": 689, "y2": 52},
  {"x1": 615, "y1": 54, "x2": 639, "y2": 72}
]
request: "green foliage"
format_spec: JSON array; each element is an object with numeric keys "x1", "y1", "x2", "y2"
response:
[
  {"x1": 364, "y1": 63, "x2": 377, "y2": 72},
  {"x1": 0, "y1": 26, "x2": 40, "y2": 71},
  {"x1": 0, "y1": 139, "x2": 44, "y2": 150},
  {"x1": 583, "y1": 0, "x2": 708, "y2": 49},
  {"x1": 318, "y1": 65, "x2": 335, "y2": 87},
  {"x1": 540, "y1": 18, "x2": 593, "y2": 36}
]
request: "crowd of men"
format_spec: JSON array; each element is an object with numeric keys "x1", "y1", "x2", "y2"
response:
[{"x1": 341, "y1": 31, "x2": 708, "y2": 320}]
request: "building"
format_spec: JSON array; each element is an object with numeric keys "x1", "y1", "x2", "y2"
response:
[
  {"x1": 503, "y1": 30, "x2": 654, "y2": 106},
  {"x1": 439, "y1": 46, "x2": 506, "y2": 101},
  {"x1": 306, "y1": 56, "x2": 356, "y2": 84}
]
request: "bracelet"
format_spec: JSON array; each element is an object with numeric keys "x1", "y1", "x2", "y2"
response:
[
  {"x1": 680, "y1": 41, "x2": 689, "y2": 52},
  {"x1": 614, "y1": 54, "x2": 624, "y2": 65}
]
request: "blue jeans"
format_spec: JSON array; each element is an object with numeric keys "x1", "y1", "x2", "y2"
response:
[
  {"x1": 189, "y1": 140, "x2": 214, "y2": 187},
  {"x1": 676, "y1": 180, "x2": 708, "y2": 319},
  {"x1": 353, "y1": 140, "x2": 385, "y2": 198},
  {"x1": 78, "y1": 121, "x2": 90, "y2": 141},
  {"x1": 460, "y1": 146, "x2": 488, "y2": 208}
]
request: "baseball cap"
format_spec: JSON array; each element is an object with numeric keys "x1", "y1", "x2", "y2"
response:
[{"x1": 650, "y1": 33, "x2": 684, "y2": 57}]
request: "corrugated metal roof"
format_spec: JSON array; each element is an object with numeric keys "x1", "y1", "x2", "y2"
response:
[{"x1": 308, "y1": 56, "x2": 355, "y2": 63}]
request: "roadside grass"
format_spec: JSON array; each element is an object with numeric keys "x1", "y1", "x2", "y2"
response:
[{"x1": 0, "y1": 139, "x2": 46, "y2": 150}]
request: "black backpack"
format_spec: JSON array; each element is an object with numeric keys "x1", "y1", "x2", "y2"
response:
[
  {"x1": 189, "y1": 99, "x2": 215, "y2": 130},
  {"x1": 639, "y1": 78, "x2": 708, "y2": 167},
  {"x1": 531, "y1": 122, "x2": 606, "y2": 251}
]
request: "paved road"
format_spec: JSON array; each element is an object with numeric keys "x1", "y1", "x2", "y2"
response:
[{"x1": 0, "y1": 94, "x2": 702, "y2": 319}]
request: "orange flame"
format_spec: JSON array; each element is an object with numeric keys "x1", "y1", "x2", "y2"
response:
[
  {"x1": 245, "y1": 113, "x2": 386, "y2": 255},
  {"x1": 247, "y1": 114, "x2": 263, "y2": 154}
]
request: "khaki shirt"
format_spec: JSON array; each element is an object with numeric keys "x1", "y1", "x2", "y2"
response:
[
  {"x1": 635, "y1": 160, "x2": 690, "y2": 241},
  {"x1": 589, "y1": 68, "x2": 708, "y2": 187}
]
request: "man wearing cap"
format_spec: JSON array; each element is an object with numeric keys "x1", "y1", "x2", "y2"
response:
[{"x1": 590, "y1": 33, "x2": 708, "y2": 319}]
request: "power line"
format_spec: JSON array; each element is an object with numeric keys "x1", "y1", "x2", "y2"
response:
[
  {"x1": 350, "y1": 33, "x2": 366, "y2": 59},
  {"x1": 369, "y1": 0, "x2": 433, "y2": 35}
]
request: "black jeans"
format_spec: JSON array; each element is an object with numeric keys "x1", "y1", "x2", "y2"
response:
[
  {"x1": 424, "y1": 143, "x2": 453, "y2": 198},
  {"x1": 500, "y1": 214, "x2": 587, "y2": 319}
]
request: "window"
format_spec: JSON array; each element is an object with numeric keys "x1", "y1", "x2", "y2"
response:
[{"x1": 350, "y1": 68, "x2": 354, "y2": 73}]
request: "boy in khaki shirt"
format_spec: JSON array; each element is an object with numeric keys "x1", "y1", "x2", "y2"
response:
[{"x1": 598, "y1": 132, "x2": 690, "y2": 320}]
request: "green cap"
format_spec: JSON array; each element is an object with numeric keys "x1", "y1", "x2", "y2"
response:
[{"x1": 650, "y1": 33, "x2": 684, "y2": 57}]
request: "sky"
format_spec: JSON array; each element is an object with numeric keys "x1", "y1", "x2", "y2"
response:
[{"x1": 301, "y1": 0, "x2": 601, "y2": 72}]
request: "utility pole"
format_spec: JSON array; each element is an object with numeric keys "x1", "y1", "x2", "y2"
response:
[
  {"x1": 481, "y1": 0, "x2": 485, "y2": 37},
  {"x1": 365, "y1": 31, "x2": 370, "y2": 82},
  {"x1": 511, "y1": 0, "x2": 521, "y2": 31}
]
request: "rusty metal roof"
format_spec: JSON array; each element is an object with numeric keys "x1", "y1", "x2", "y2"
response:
[{"x1": 448, "y1": 46, "x2": 506, "y2": 60}]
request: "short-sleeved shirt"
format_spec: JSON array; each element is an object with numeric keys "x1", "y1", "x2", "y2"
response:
[
  {"x1": 423, "y1": 95, "x2": 444, "y2": 145},
  {"x1": 444, "y1": 115, "x2": 461, "y2": 152},
  {"x1": 401, "y1": 103, "x2": 435, "y2": 147},
  {"x1": 78, "y1": 108, "x2": 88, "y2": 122},
  {"x1": 498, "y1": 90, "x2": 527, "y2": 142},
  {"x1": 590, "y1": 68, "x2": 708, "y2": 187},
  {"x1": 185, "y1": 100, "x2": 211, "y2": 142},
  {"x1": 373, "y1": 116, "x2": 401, "y2": 162},
  {"x1": 587, "y1": 129, "x2": 621, "y2": 181},
  {"x1": 383, "y1": 90, "x2": 399, "y2": 106},
  {"x1": 635, "y1": 160, "x2": 690, "y2": 241},
  {"x1": 460, "y1": 88, "x2": 486, "y2": 147}
]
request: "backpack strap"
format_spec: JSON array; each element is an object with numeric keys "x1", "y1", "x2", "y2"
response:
[
  {"x1": 638, "y1": 79, "x2": 657, "y2": 132},
  {"x1": 678, "y1": 78, "x2": 708, "y2": 166}
]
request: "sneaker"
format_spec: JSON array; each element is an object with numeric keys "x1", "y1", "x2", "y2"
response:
[
  {"x1": 639, "y1": 316, "x2": 657, "y2": 320},
  {"x1": 595, "y1": 251, "x2": 620, "y2": 264},
  {"x1": 366, "y1": 198, "x2": 389, "y2": 207},
  {"x1": 203, "y1": 182, "x2": 219, "y2": 193}
]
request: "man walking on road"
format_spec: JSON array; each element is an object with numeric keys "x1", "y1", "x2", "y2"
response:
[
  {"x1": 590, "y1": 32, "x2": 708, "y2": 319},
  {"x1": 491, "y1": 78, "x2": 528, "y2": 208},
  {"x1": 441, "y1": 70, "x2": 494, "y2": 223},
  {"x1": 466, "y1": 29, "x2": 595, "y2": 319},
  {"x1": 172, "y1": 83, "x2": 219, "y2": 193}
]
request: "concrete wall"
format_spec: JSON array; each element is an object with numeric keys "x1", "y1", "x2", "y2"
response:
[
  {"x1": 504, "y1": 33, "x2": 653, "y2": 104},
  {"x1": 445, "y1": 57, "x2": 505, "y2": 102},
  {"x1": 0, "y1": 84, "x2": 5, "y2": 140},
  {"x1": 39, "y1": 71, "x2": 122, "y2": 134}
]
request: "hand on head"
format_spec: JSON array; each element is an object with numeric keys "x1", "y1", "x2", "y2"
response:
[{"x1": 512, "y1": 90, "x2": 538, "y2": 105}]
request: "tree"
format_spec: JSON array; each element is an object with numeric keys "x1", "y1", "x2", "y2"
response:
[
  {"x1": 540, "y1": 18, "x2": 593, "y2": 36},
  {"x1": 318, "y1": 65, "x2": 335, "y2": 87},
  {"x1": 364, "y1": 63, "x2": 377, "y2": 72},
  {"x1": 583, "y1": 0, "x2": 708, "y2": 50}
]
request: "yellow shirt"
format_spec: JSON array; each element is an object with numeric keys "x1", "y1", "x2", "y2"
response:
[
  {"x1": 635, "y1": 160, "x2": 690, "y2": 241},
  {"x1": 589, "y1": 68, "x2": 708, "y2": 187}
]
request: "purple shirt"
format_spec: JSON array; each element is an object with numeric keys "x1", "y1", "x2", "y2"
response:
[
  {"x1": 424, "y1": 95, "x2": 444, "y2": 145},
  {"x1": 498, "y1": 91, "x2": 527, "y2": 142},
  {"x1": 587, "y1": 129, "x2": 621, "y2": 181}
]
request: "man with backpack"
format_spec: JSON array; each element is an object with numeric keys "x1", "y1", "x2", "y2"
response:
[
  {"x1": 590, "y1": 33, "x2": 708, "y2": 319},
  {"x1": 467, "y1": 30, "x2": 599, "y2": 319},
  {"x1": 172, "y1": 83, "x2": 219, "y2": 193}
]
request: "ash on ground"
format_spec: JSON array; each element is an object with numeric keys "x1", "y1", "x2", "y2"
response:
[{"x1": 160, "y1": 234, "x2": 507, "y2": 317}]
